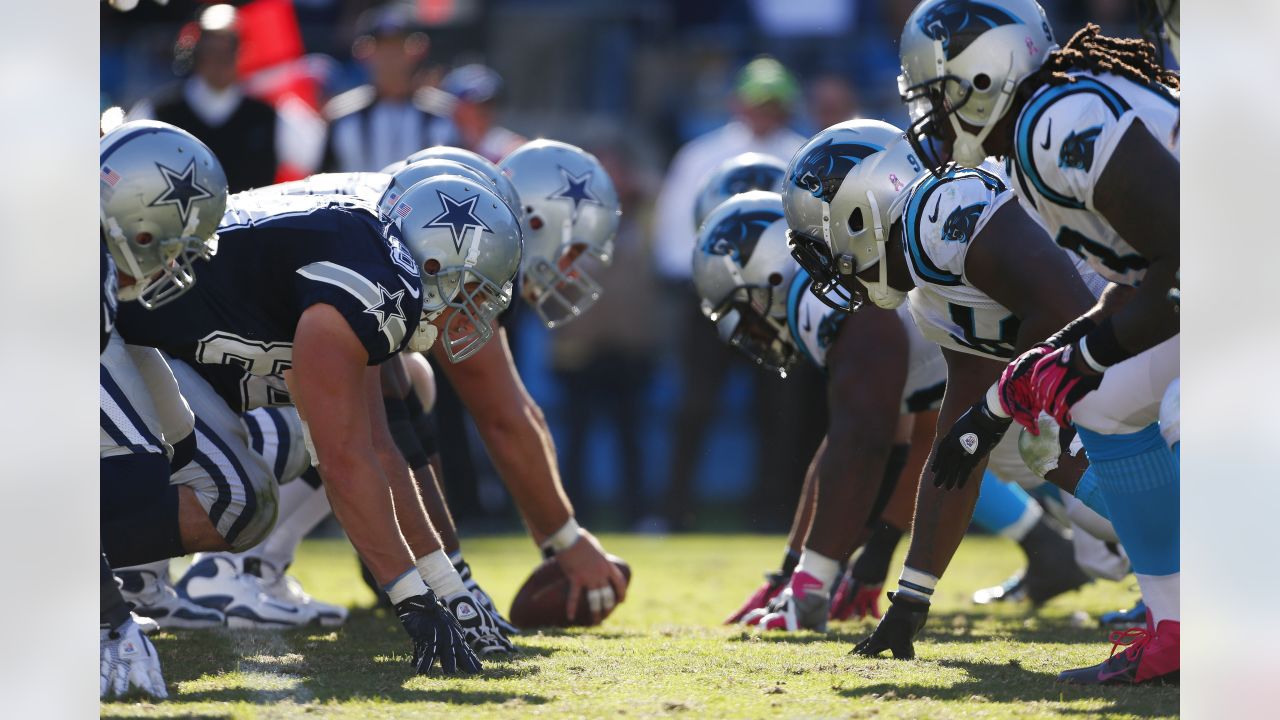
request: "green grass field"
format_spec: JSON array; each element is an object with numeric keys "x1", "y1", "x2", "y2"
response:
[{"x1": 101, "y1": 534, "x2": 1177, "y2": 719}]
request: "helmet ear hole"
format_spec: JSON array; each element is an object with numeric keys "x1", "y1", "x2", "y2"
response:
[
  {"x1": 848, "y1": 207, "x2": 864, "y2": 232},
  {"x1": 767, "y1": 272, "x2": 784, "y2": 286},
  {"x1": 135, "y1": 232, "x2": 154, "y2": 246},
  {"x1": 529, "y1": 215, "x2": 544, "y2": 231},
  {"x1": 423, "y1": 259, "x2": 441, "y2": 275},
  {"x1": 973, "y1": 73, "x2": 991, "y2": 91}
]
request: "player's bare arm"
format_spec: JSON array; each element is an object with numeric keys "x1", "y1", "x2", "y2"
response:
[
  {"x1": 1090, "y1": 120, "x2": 1181, "y2": 355},
  {"x1": 437, "y1": 323, "x2": 626, "y2": 621},
  {"x1": 291, "y1": 303, "x2": 415, "y2": 585}
]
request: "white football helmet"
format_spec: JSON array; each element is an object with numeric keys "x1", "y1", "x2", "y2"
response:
[
  {"x1": 378, "y1": 159, "x2": 491, "y2": 220},
  {"x1": 499, "y1": 139, "x2": 621, "y2": 329},
  {"x1": 692, "y1": 152, "x2": 787, "y2": 229},
  {"x1": 406, "y1": 146, "x2": 522, "y2": 218},
  {"x1": 100, "y1": 120, "x2": 228, "y2": 308},
  {"x1": 692, "y1": 191, "x2": 800, "y2": 378},
  {"x1": 898, "y1": 0, "x2": 1056, "y2": 170},
  {"x1": 388, "y1": 176, "x2": 523, "y2": 362},
  {"x1": 781, "y1": 119, "x2": 922, "y2": 312}
]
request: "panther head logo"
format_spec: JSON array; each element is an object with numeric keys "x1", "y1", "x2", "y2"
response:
[
  {"x1": 1058, "y1": 126, "x2": 1103, "y2": 172},
  {"x1": 941, "y1": 202, "x2": 987, "y2": 244},
  {"x1": 722, "y1": 164, "x2": 785, "y2": 197},
  {"x1": 918, "y1": 0, "x2": 1022, "y2": 60},
  {"x1": 789, "y1": 140, "x2": 881, "y2": 204},
  {"x1": 701, "y1": 208, "x2": 784, "y2": 265},
  {"x1": 816, "y1": 309, "x2": 847, "y2": 351}
]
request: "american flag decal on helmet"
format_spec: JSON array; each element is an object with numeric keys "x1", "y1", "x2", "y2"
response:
[
  {"x1": 101, "y1": 165, "x2": 121, "y2": 187},
  {"x1": 395, "y1": 202, "x2": 413, "y2": 218}
]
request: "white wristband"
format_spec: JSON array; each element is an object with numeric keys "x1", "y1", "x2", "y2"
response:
[
  {"x1": 1076, "y1": 337, "x2": 1109, "y2": 374},
  {"x1": 540, "y1": 517, "x2": 582, "y2": 556},
  {"x1": 384, "y1": 568, "x2": 429, "y2": 605},
  {"x1": 984, "y1": 383, "x2": 1010, "y2": 419}
]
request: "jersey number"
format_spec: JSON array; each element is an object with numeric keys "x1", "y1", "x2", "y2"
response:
[
  {"x1": 948, "y1": 305, "x2": 1019, "y2": 358},
  {"x1": 1055, "y1": 227, "x2": 1148, "y2": 278},
  {"x1": 196, "y1": 332, "x2": 294, "y2": 408}
]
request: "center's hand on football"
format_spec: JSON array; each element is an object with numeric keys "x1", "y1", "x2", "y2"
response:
[{"x1": 555, "y1": 529, "x2": 628, "y2": 624}]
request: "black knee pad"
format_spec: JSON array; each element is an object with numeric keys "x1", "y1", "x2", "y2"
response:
[
  {"x1": 101, "y1": 484, "x2": 183, "y2": 567},
  {"x1": 101, "y1": 452, "x2": 173, "y2": 521}
]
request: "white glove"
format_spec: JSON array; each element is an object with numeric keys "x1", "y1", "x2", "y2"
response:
[{"x1": 101, "y1": 617, "x2": 168, "y2": 699}]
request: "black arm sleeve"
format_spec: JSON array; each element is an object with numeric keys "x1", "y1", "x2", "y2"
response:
[
  {"x1": 384, "y1": 395, "x2": 431, "y2": 469},
  {"x1": 403, "y1": 392, "x2": 438, "y2": 457}
]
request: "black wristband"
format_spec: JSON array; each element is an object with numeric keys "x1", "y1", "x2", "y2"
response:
[
  {"x1": 1045, "y1": 315, "x2": 1098, "y2": 349},
  {"x1": 780, "y1": 548, "x2": 801, "y2": 577},
  {"x1": 1081, "y1": 317, "x2": 1131, "y2": 369},
  {"x1": 169, "y1": 431, "x2": 196, "y2": 472}
]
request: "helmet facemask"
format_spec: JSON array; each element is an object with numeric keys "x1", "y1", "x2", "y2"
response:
[
  {"x1": 786, "y1": 228, "x2": 861, "y2": 313},
  {"x1": 704, "y1": 282, "x2": 796, "y2": 379},
  {"x1": 521, "y1": 217, "x2": 610, "y2": 329},
  {"x1": 101, "y1": 210, "x2": 216, "y2": 309},
  {"x1": 420, "y1": 231, "x2": 514, "y2": 363}
]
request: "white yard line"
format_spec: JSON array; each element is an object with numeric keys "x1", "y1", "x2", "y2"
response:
[{"x1": 226, "y1": 631, "x2": 316, "y2": 705}]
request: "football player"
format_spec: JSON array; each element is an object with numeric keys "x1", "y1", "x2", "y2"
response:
[
  {"x1": 779, "y1": 119, "x2": 1102, "y2": 658},
  {"x1": 116, "y1": 168, "x2": 524, "y2": 674},
  {"x1": 237, "y1": 143, "x2": 629, "y2": 625},
  {"x1": 699, "y1": 192, "x2": 1086, "y2": 631},
  {"x1": 99, "y1": 120, "x2": 230, "y2": 698},
  {"x1": 897, "y1": 0, "x2": 1180, "y2": 683}
]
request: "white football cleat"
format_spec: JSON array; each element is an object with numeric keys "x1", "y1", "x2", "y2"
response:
[
  {"x1": 244, "y1": 557, "x2": 348, "y2": 628},
  {"x1": 176, "y1": 554, "x2": 317, "y2": 629},
  {"x1": 118, "y1": 567, "x2": 225, "y2": 630}
]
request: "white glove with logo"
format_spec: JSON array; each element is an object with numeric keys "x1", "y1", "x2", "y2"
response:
[
  {"x1": 101, "y1": 616, "x2": 167, "y2": 699},
  {"x1": 444, "y1": 590, "x2": 515, "y2": 655}
]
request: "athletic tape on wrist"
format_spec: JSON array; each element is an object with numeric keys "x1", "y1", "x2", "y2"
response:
[
  {"x1": 1077, "y1": 337, "x2": 1110, "y2": 374},
  {"x1": 896, "y1": 566, "x2": 938, "y2": 604},
  {"x1": 384, "y1": 568, "x2": 430, "y2": 605},
  {"x1": 985, "y1": 383, "x2": 1011, "y2": 419},
  {"x1": 416, "y1": 550, "x2": 466, "y2": 598},
  {"x1": 540, "y1": 517, "x2": 582, "y2": 556}
]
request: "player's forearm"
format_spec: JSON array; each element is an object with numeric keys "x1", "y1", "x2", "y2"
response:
[
  {"x1": 320, "y1": 451, "x2": 416, "y2": 585},
  {"x1": 379, "y1": 446, "x2": 443, "y2": 559},
  {"x1": 786, "y1": 440, "x2": 825, "y2": 554},
  {"x1": 417, "y1": 454, "x2": 461, "y2": 555},
  {"x1": 809, "y1": 437, "x2": 892, "y2": 562},
  {"x1": 1096, "y1": 262, "x2": 1179, "y2": 360},
  {"x1": 902, "y1": 464, "x2": 983, "y2": 577},
  {"x1": 477, "y1": 400, "x2": 573, "y2": 542}
]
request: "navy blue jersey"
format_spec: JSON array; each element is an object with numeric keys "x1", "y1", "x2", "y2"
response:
[
  {"x1": 101, "y1": 239, "x2": 118, "y2": 355},
  {"x1": 116, "y1": 194, "x2": 424, "y2": 412}
]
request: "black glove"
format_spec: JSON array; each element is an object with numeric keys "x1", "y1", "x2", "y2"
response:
[
  {"x1": 395, "y1": 591, "x2": 482, "y2": 675},
  {"x1": 930, "y1": 400, "x2": 1013, "y2": 490},
  {"x1": 851, "y1": 592, "x2": 930, "y2": 659},
  {"x1": 455, "y1": 558, "x2": 519, "y2": 637}
]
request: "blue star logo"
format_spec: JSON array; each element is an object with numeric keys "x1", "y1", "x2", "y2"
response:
[
  {"x1": 548, "y1": 166, "x2": 601, "y2": 222},
  {"x1": 425, "y1": 191, "x2": 492, "y2": 253},
  {"x1": 365, "y1": 284, "x2": 406, "y2": 331},
  {"x1": 149, "y1": 158, "x2": 214, "y2": 228}
]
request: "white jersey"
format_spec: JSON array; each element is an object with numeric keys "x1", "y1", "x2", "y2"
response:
[
  {"x1": 1008, "y1": 70, "x2": 1180, "y2": 286},
  {"x1": 247, "y1": 172, "x2": 390, "y2": 206},
  {"x1": 785, "y1": 270, "x2": 946, "y2": 414},
  {"x1": 100, "y1": 332, "x2": 194, "y2": 459}
]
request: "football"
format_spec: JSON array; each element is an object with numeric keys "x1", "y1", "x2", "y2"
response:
[{"x1": 508, "y1": 554, "x2": 631, "y2": 629}]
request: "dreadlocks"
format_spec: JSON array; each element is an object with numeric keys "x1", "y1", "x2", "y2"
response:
[{"x1": 1028, "y1": 24, "x2": 1180, "y2": 93}]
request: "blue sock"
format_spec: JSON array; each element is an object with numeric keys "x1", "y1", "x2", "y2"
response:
[
  {"x1": 1076, "y1": 424, "x2": 1180, "y2": 576},
  {"x1": 971, "y1": 471, "x2": 1034, "y2": 536},
  {"x1": 1072, "y1": 467, "x2": 1111, "y2": 520}
]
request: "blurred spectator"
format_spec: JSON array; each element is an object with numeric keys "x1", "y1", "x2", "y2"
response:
[
  {"x1": 130, "y1": 4, "x2": 280, "y2": 192},
  {"x1": 320, "y1": 4, "x2": 453, "y2": 172},
  {"x1": 651, "y1": 56, "x2": 807, "y2": 530},
  {"x1": 549, "y1": 140, "x2": 660, "y2": 528},
  {"x1": 806, "y1": 72, "x2": 860, "y2": 133},
  {"x1": 441, "y1": 64, "x2": 527, "y2": 163}
]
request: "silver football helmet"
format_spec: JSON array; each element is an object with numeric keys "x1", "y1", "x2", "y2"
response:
[
  {"x1": 692, "y1": 191, "x2": 800, "y2": 378},
  {"x1": 898, "y1": 0, "x2": 1055, "y2": 170},
  {"x1": 498, "y1": 139, "x2": 621, "y2": 329},
  {"x1": 100, "y1": 120, "x2": 228, "y2": 308},
  {"x1": 693, "y1": 152, "x2": 787, "y2": 229},
  {"x1": 406, "y1": 146, "x2": 522, "y2": 218},
  {"x1": 782, "y1": 119, "x2": 922, "y2": 312},
  {"x1": 388, "y1": 176, "x2": 523, "y2": 362},
  {"x1": 378, "y1": 160, "x2": 490, "y2": 220}
]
